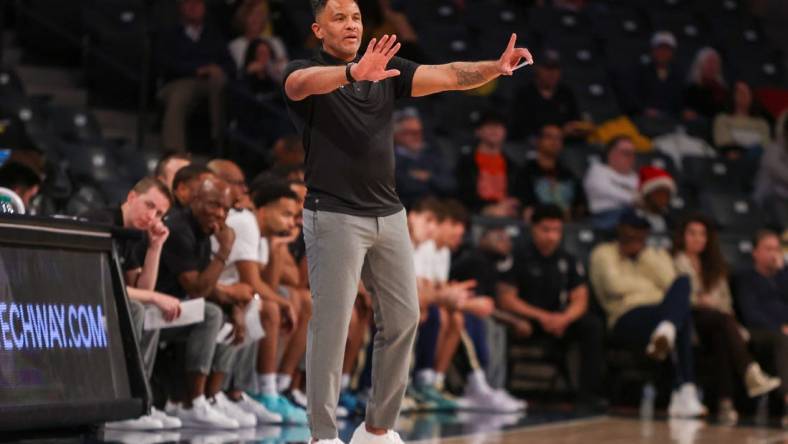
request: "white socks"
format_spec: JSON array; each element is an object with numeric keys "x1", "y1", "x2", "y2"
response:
[
  {"x1": 435, "y1": 372, "x2": 446, "y2": 390},
  {"x1": 415, "y1": 369, "x2": 436, "y2": 388},
  {"x1": 277, "y1": 373, "x2": 293, "y2": 393},
  {"x1": 258, "y1": 373, "x2": 277, "y2": 396},
  {"x1": 341, "y1": 373, "x2": 351, "y2": 391}
]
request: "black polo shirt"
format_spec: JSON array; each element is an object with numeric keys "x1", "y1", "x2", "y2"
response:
[
  {"x1": 507, "y1": 242, "x2": 585, "y2": 312},
  {"x1": 156, "y1": 207, "x2": 212, "y2": 300},
  {"x1": 450, "y1": 248, "x2": 515, "y2": 298},
  {"x1": 80, "y1": 207, "x2": 147, "y2": 273},
  {"x1": 282, "y1": 49, "x2": 420, "y2": 217}
]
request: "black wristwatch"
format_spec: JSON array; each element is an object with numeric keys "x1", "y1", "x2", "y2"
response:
[{"x1": 346, "y1": 62, "x2": 357, "y2": 84}]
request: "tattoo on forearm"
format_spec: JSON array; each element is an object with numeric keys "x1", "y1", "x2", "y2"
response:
[{"x1": 451, "y1": 64, "x2": 485, "y2": 86}]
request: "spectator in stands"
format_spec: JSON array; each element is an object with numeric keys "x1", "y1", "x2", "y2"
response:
[
  {"x1": 243, "y1": 38, "x2": 282, "y2": 95},
  {"x1": 228, "y1": 0, "x2": 288, "y2": 80},
  {"x1": 685, "y1": 47, "x2": 728, "y2": 120},
  {"x1": 0, "y1": 161, "x2": 41, "y2": 214},
  {"x1": 155, "y1": 0, "x2": 235, "y2": 152},
  {"x1": 584, "y1": 136, "x2": 639, "y2": 231},
  {"x1": 510, "y1": 49, "x2": 588, "y2": 140},
  {"x1": 755, "y1": 117, "x2": 788, "y2": 206},
  {"x1": 637, "y1": 166, "x2": 676, "y2": 234},
  {"x1": 735, "y1": 230, "x2": 788, "y2": 426},
  {"x1": 155, "y1": 176, "x2": 245, "y2": 428},
  {"x1": 155, "y1": 152, "x2": 192, "y2": 191},
  {"x1": 208, "y1": 159, "x2": 252, "y2": 210},
  {"x1": 713, "y1": 81, "x2": 771, "y2": 157},
  {"x1": 590, "y1": 209, "x2": 706, "y2": 418},
  {"x1": 517, "y1": 125, "x2": 587, "y2": 221},
  {"x1": 633, "y1": 31, "x2": 686, "y2": 118},
  {"x1": 393, "y1": 107, "x2": 455, "y2": 207},
  {"x1": 82, "y1": 177, "x2": 184, "y2": 430},
  {"x1": 498, "y1": 204, "x2": 606, "y2": 411},
  {"x1": 360, "y1": 0, "x2": 428, "y2": 63},
  {"x1": 673, "y1": 215, "x2": 781, "y2": 425},
  {"x1": 172, "y1": 164, "x2": 214, "y2": 208},
  {"x1": 456, "y1": 112, "x2": 520, "y2": 216}
]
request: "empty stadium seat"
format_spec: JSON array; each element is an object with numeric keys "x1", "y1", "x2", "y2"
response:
[
  {"x1": 681, "y1": 156, "x2": 745, "y2": 193},
  {"x1": 699, "y1": 192, "x2": 763, "y2": 231},
  {"x1": 0, "y1": 67, "x2": 26, "y2": 99},
  {"x1": 562, "y1": 223, "x2": 604, "y2": 264},
  {"x1": 47, "y1": 106, "x2": 103, "y2": 144},
  {"x1": 719, "y1": 232, "x2": 754, "y2": 272}
]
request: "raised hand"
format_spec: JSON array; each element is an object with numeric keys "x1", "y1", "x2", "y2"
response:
[
  {"x1": 497, "y1": 33, "x2": 533, "y2": 76},
  {"x1": 350, "y1": 34, "x2": 402, "y2": 82}
]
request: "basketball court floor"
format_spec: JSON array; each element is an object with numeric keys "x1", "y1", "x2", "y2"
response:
[{"x1": 89, "y1": 408, "x2": 788, "y2": 444}]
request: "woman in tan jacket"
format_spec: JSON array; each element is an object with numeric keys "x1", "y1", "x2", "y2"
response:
[{"x1": 673, "y1": 214, "x2": 780, "y2": 425}]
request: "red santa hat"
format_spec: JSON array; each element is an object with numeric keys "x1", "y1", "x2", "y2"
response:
[{"x1": 639, "y1": 165, "x2": 676, "y2": 197}]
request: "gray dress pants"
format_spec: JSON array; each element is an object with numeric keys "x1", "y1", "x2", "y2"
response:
[{"x1": 303, "y1": 208, "x2": 419, "y2": 439}]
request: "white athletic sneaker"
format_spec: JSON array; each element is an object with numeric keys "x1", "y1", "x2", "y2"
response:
[
  {"x1": 104, "y1": 415, "x2": 164, "y2": 430},
  {"x1": 150, "y1": 407, "x2": 182, "y2": 429},
  {"x1": 236, "y1": 392, "x2": 283, "y2": 423},
  {"x1": 164, "y1": 400, "x2": 180, "y2": 416},
  {"x1": 213, "y1": 392, "x2": 257, "y2": 427},
  {"x1": 461, "y1": 385, "x2": 521, "y2": 413},
  {"x1": 349, "y1": 422, "x2": 404, "y2": 444},
  {"x1": 312, "y1": 439, "x2": 345, "y2": 444},
  {"x1": 492, "y1": 388, "x2": 527, "y2": 411},
  {"x1": 176, "y1": 395, "x2": 240, "y2": 429},
  {"x1": 646, "y1": 321, "x2": 676, "y2": 361},
  {"x1": 668, "y1": 384, "x2": 708, "y2": 418}
]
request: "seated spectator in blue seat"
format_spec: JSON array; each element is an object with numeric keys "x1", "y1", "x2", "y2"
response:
[
  {"x1": 637, "y1": 166, "x2": 676, "y2": 235},
  {"x1": 590, "y1": 209, "x2": 706, "y2": 418},
  {"x1": 735, "y1": 230, "x2": 788, "y2": 427},
  {"x1": 509, "y1": 49, "x2": 588, "y2": 141},
  {"x1": 673, "y1": 215, "x2": 781, "y2": 425},
  {"x1": 498, "y1": 204, "x2": 606, "y2": 411},
  {"x1": 517, "y1": 125, "x2": 587, "y2": 221},
  {"x1": 228, "y1": 0, "x2": 287, "y2": 80},
  {"x1": 713, "y1": 81, "x2": 771, "y2": 160},
  {"x1": 684, "y1": 47, "x2": 728, "y2": 121},
  {"x1": 242, "y1": 38, "x2": 281, "y2": 96},
  {"x1": 456, "y1": 112, "x2": 520, "y2": 217},
  {"x1": 754, "y1": 117, "x2": 788, "y2": 206},
  {"x1": 156, "y1": 0, "x2": 235, "y2": 152},
  {"x1": 628, "y1": 32, "x2": 687, "y2": 119},
  {"x1": 393, "y1": 108, "x2": 455, "y2": 207},
  {"x1": 584, "y1": 136, "x2": 639, "y2": 231}
]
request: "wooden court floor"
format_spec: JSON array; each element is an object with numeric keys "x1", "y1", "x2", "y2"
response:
[{"x1": 411, "y1": 416, "x2": 788, "y2": 444}]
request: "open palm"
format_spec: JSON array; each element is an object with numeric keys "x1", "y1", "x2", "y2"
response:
[{"x1": 351, "y1": 34, "x2": 402, "y2": 82}]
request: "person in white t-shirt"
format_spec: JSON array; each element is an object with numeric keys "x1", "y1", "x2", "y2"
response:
[
  {"x1": 208, "y1": 161, "x2": 307, "y2": 424},
  {"x1": 584, "y1": 136, "x2": 639, "y2": 231}
]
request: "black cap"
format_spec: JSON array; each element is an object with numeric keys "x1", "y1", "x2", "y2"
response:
[{"x1": 618, "y1": 208, "x2": 651, "y2": 230}]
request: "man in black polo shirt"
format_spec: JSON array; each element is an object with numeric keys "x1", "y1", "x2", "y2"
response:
[
  {"x1": 156, "y1": 176, "x2": 253, "y2": 429},
  {"x1": 283, "y1": 1, "x2": 532, "y2": 442},
  {"x1": 498, "y1": 204, "x2": 606, "y2": 411}
]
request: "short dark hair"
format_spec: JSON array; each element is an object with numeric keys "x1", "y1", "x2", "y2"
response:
[
  {"x1": 475, "y1": 111, "x2": 507, "y2": 129},
  {"x1": 312, "y1": 0, "x2": 357, "y2": 18},
  {"x1": 172, "y1": 163, "x2": 211, "y2": 191},
  {"x1": 531, "y1": 204, "x2": 565, "y2": 224},
  {"x1": 131, "y1": 177, "x2": 173, "y2": 206},
  {"x1": 437, "y1": 199, "x2": 469, "y2": 225},
  {"x1": 252, "y1": 180, "x2": 299, "y2": 208},
  {"x1": 410, "y1": 196, "x2": 442, "y2": 214},
  {"x1": 605, "y1": 135, "x2": 633, "y2": 159},
  {"x1": 154, "y1": 151, "x2": 191, "y2": 178},
  {"x1": 0, "y1": 162, "x2": 41, "y2": 190},
  {"x1": 753, "y1": 229, "x2": 779, "y2": 249}
]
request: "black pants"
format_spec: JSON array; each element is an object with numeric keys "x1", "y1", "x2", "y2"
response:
[
  {"x1": 611, "y1": 277, "x2": 693, "y2": 388},
  {"x1": 749, "y1": 329, "x2": 788, "y2": 397},
  {"x1": 528, "y1": 313, "x2": 605, "y2": 398},
  {"x1": 693, "y1": 308, "x2": 753, "y2": 399}
]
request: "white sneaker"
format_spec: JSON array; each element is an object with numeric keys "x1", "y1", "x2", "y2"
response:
[
  {"x1": 492, "y1": 388, "x2": 527, "y2": 411},
  {"x1": 236, "y1": 392, "x2": 283, "y2": 423},
  {"x1": 291, "y1": 388, "x2": 309, "y2": 409},
  {"x1": 164, "y1": 400, "x2": 180, "y2": 416},
  {"x1": 349, "y1": 422, "x2": 404, "y2": 444},
  {"x1": 646, "y1": 321, "x2": 676, "y2": 361},
  {"x1": 104, "y1": 415, "x2": 164, "y2": 430},
  {"x1": 176, "y1": 395, "x2": 240, "y2": 429},
  {"x1": 212, "y1": 392, "x2": 257, "y2": 427},
  {"x1": 150, "y1": 407, "x2": 182, "y2": 429},
  {"x1": 460, "y1": 386, "x2": 521, "y2": 413},
  {"x1": 668, "y1": 384, "x2": 707, "y2": 418},
  {"x1": 312, "y1": 439, "x2": 346, "y2": 444}
]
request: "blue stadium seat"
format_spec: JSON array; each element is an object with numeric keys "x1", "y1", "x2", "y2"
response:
[
  {"x1": 699, "y1": 192, "x2": 763, "y2": 231},
  {"x1": 46, "y1": 106, "x2": 103, "y2": 144}
]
